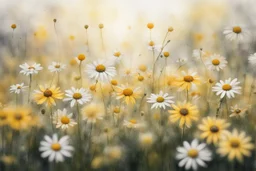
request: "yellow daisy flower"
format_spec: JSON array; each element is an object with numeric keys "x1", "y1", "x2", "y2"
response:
[
  {"x1": 174, "y1": 70, "x2": 200, "y2": 91},
  {"x1": 34, "y1": 85, "x2": 64, "y2": 106},
  {"x1": 7, "y1": 107, "x2": 32, "y2": 130},
  {"x1": 0, "y1": 109, "x2": 9, "y2": 126},
  {"x1": 115, "y1": 85, "x2": 141, "y2": 105},
  {"x1": 198, "y1": 117, "x2": 230, "y2": 144},
  {"x1": 168, "y1": 102, "x2": 199, "y2": 128},
  {"x1": 217, "y1": 129, "x2": 254, "y2": 162}
]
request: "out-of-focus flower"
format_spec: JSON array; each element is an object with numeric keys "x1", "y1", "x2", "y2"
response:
[
  {"x1": 205, "y1": 54, "x2": 227, "y2": 71},
  {"x1": 86, "y1": 60, "x2": 116, "y2": 82},
  {"x1": 139, "y1": 132, "x2": 155, "y2": 148},
  {"x1": 115, "y1": 85, "x2": 141, "y2": 105},
  {"x1": 0, "y1": 155, "x2": 16, "y2": 165},
  {"x1": 174, "y1": 70, "x2": 200, "y2": 91},
  {"x1": 82, "y1": 103, "x2": 103, "y2": 123},
  {"x1": 10, "y1": 83, "x2": 28, "y2": 94},
  {"x1": 168, "y1": 102, "x2": 199, "y2": 128},
  {"x1": 148, "y1": 43, "x2": 162, "y2": 52},
  {"x1": 138, "y1": 64, "x2": 147, "y2": 72},
  {"x1": 147, "y1": 91, "x2": 174, "y2": 109},
  {"x1": 123, "y1": 119, "x2": 140, "y2": 129},
  {"x1": 198, "y1": 117, "x2": 230, "y2": 144},
  {"x1": 217, "y1": 129, "x2": 254, "y2": 162},
  {"x1": 0, "y1": 109, "x2": 9, "y2": 126},
  {"x1": 176, "y1": 139, "x2": 212, "y2": 170},
  {"x1": 223, "y1": 25, "x2": 249, "y2": 41},
  {"x1": 212, "y1": 78, "x2": 241, "y2": 99},
  {"x1": 230, "y1": 104, "x2": 247, "y2": 118},
  {"x1": 39, "y1": 134, "x2": 74, "y2": 162},
  {"x1": 48, "y1": 62, "x2": 66, "y2": 73},
  {"x1": 53, "y1": 108, "x2": 77, "y2": 130},
  {"x1": 34, "y1": 85, "x2": 64, "y2": 106},
  {"x1": 91, "y1": 156, "x2": 104, "y2": 169},
  {"x1": 19, "y1": 63, "x2": 43, "y2": 76},
  {"x1": 103, "y1": 146, "x2": 122, "y2": 162},
  {"x1": 248, "y1": 53, "x2": 256, "y2": 66},
  {"x1": 63, "y1": 87, "x2": 91, "y2": 107},
  {"x1": 7, "y1": 106, "x2": 32, "y2": 130},
  {"x1": 176, "y1": 58, "x2": 187, "y2": 65}
]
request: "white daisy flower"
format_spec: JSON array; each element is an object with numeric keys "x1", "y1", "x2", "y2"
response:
[
  {"x1": 248, "y1": 53, "x2": 256, "y2": 66},
  {"x1": 205, "y1": 54, "x2": 227, "y2": 71},
  {"x1": 39, "y1": 134, "x2": 74, "y2": 162},
  {"x1": 10, "y1": 83, "x2": 28, "y2": 94},
  {"x1": 192, "y1": 49, "x2": 205, "y2": 60},
  {"x1": 52, "y1": 108, "x2": 77, "y2": 130},
  {"x1": 19, "y1": 63, "x2": 43, "y2": 76},
  {"x1": 48, "y1": 62, "x2": 66, "y2": 73},
  {"x1": 212, "y1": 78, "x2": 241, "y2": 99},
  {"x1": 85, "y1": 60, "x2": 116, "y2": 82},
  {"x1": 176, "y1": 139, "x2": 212, "y2": 170},
  {"x1": 223, "y1": 25, "x2": 250, "y2": 42},
  {"x1": 110, "y1": 50, "x2": 123, "y2": 64},
  {"x1": 63, "y1": 87, "x2": 92, "y2": 107},
  {"x1": 147, "y1": 91, "x2": 174, "y2": 109}
]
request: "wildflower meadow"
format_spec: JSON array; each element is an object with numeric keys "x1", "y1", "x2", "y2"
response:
[{"x1": 0, "y1": 0, "x2": 255, "y2": 171}]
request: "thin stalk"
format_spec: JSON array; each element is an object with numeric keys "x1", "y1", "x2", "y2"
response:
[
  {"x1": 85, "y1": 29, "x2": 90, "y2": 53},
  {"x1": 100, "y1": 30, "x2": 106, "y2": 57},
  {"x1": 79, "y1": 62, "x2": 83, "y2": 87},
  {"x1": 28, "y1": 74, "x2": 32, "y2": 103},
  {"x1": 216, "y1": 98, "x2": 224, "y2": 118}
]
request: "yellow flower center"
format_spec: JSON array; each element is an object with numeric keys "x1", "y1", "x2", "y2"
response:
[
  {"x1": 187, "y1": 149, "x2": 198, "y2": 158},
  {"x1": 55, "y1": 64, "x2": 61, "y2": 68},
  {"x1": 123, "y1": 88, "x2": 133, "y2": 96},
  {"x1": 14, "y1": 113, "x2": 23, "y2": 121},
  {"x1": 210, "y1": 125, "x2": 219, "y2": 133},
  {"x1": 0, "y1": 115, "x2": 7, "y2": 120},
  {"x1": 78, "y1": 54, "x2": 86, "y2": 61},
  {"x1": 180, "y1": 108, "x2": 189, "y2": 116},
  {"x1": 222, "y1": 84, "x2": 232, "y2": 91},
  {"x1": 17, "y1": 86, "x2": 21, "y2": 89},
  {"x1": 96, "y1": 64, "x2": 106, "y2": 72},
  {"x1": 73, "y1": 93, "x2": 82, "y2": 100},
  {"x1": 129, "y1": 119, "x2": 137, "y2": 124},
  {"x1": 104, "y1": 128, "x2": 109, "y2": 133},
  {"x1": 111, "y1": 80, "x2": 118, "y2": 86},
  {"x1": 184, "y1": 75, "x2": 194, "y2": 82},
  {"x1": 90, "y1": 85, "x2": 96, "y2": 91},
  {"x1": 138, "y1": 75, "x2": 144, "y2": 81},
  {"x1": 113, "y1": 107, "x2": 120, "y2": 113},
  {"x1": 74, "y1": 76, "x2": 81, "y2": 81},
  {"x1": 149, "y1": 41, "x2": 154, "y2": 46},
  {"x1": 147, "y1": 23, "x2": 154, "y2": 29},
  {"x1": 233, "y1": 26, "x2": 242, "y2": 34},
  {"x1": 51, "y1": 143, "x2": 61, "y2": 151},
  {"x1": 28, "y1": 66, "x2": 35, "y2": 70},
  {"x1": 61, "y1": 116, "x2": 70, "y2": 124},
  {"x1": 163, "y1": 52, "x2": 169, "y2": 57},
  {"x1": 230, "y1": 139, "x2": 240, "y2": 148},
  {"x1": 156, "y1": 96, "x2": 164, "y2": 103},
  {"x1": 235, "y1": 109, "x2": 241, "y2": 113},
  {"x1": 43, "y1": 89, "x2": 53, "y2": 97},
  {"x1": 126, "y1": 70, "x2": 131, "y2": 75},
  {"x1": 114, "y1": 51, "x2": 121, "y2": 57},
  {"x1": 212, "y1": 59, "x2": 220, "y2": 66}
]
